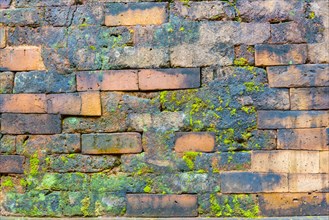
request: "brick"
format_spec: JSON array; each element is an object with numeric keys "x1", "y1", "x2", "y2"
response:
[
  {"x1": 126, "y1": 194, "x2": 198, "y2": 217},
  {"x1": 0, "y1": 72, "x2": 14, "y2": 94},
  {"x1": 267, "y1": 64, "x2": 329, "y2": 88},
  {"x1": 0, "y1": 46, "x2": 45, "y2": 71},
  {"x1": 0, "y1": 94, "x2": 46, "y2": 113},
  {"x1": 211, "y1": 152, "x2": 251, "y2": 171},
  {"x1": 251, "y1": 150, "x2": 320, "y2": 173},
  {"x1": 138, "y1": 68, "x2": 200, "y2": 90},
  {"x1": 320, "y1": 151, "x2": 329, "y2": 173},
  {"x1": 308, "y1": 43, "x2": 329, "y2": 63},
  {"x1": 105, "y1": 3, "x2": 167, "y2": 26},
  {"x1": 255, "y1": 44, "x2": 307, "y2": 66},
  {"x1": 259, "y1": 193, "x2": 329, "y2": 216},
  {"x1": 220, "y1": 172, "x2": 288, "y2": 193},
  {"x1": 234, "y1": 45, "x2": 255, "y2": 65},
  {"x1": 77, "y1": 70, "x2": 139, "y2": 91},
  {"x1": 257, "y1": 111, "x2": 329, "y2": 129},
  {"x1": 270, "y1": 22, "x2": 306, "y2": 44},
  {"x1": 0, "y1": 155, "x2": 24, "y2": 174},
  {"x1": 174, "y1": 132, "x2": 215, "y2": 153},
  {"x1": 0, "y1": 0, "x2": 11, "y2": 9},
  {"x1": 0, "y1": 26, "x2": 6, "y2": 48},
  {"x1": 15, "y1": 0, "x2": 75, "y2": 7},
  {"x1": 1, "y1": 114, "x2": 61, "y2": 134},
  {"x1": 290, "y1": 87, "x2": 329, "y2": 110},
  {"x1": 0, "y1": 8, "x2": 43, "y2": 26},
  {"x1": 0, "y1": 135, "x2": 15, "y2": 154},
  {"x1": 82, "y1": 133, "x2": 142, "y2": 154},
  {"x1": 278, "y1": 128, "x2": 328, "y2": 150},
  {"x1": 289, "y1": 174, "x2": 328, "y2": 192},
  {"x1": 47, "y1": 92, "x2": 101, "y2": 116}
]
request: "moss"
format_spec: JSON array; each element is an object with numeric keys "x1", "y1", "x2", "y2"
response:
[
  {"x1": 234, "y1": 57, "x2": 249, "y2": 66},
  {"x1": 232, "y1": 195, "x2": 260, "y2": 218},
  {"x1": 179, "y1": 27, "x2": 185, "y2": 32},
  {"x1": 81, "y1": 197, "x2": 91, "y2": 216},
  {"x1": 78, "y1": 22, "x2": 90, "y2": 28},
  {"x1": 210, "y1": 194, "x2": 222, "y2": 217},
  {"x1": 89, "y1": 45, "x2": 96, "y2": 51},
  {"x1": 95, "y1": 201, "x2": 104, "y2": 216},
  {"x1": 244, "y1": 81, "x2": 262, "y2": 92},
  {"x1": 20, "y1": 178, "x2": 28, "y2": 187},
  {"x1": 241, "y1": 106, "x2": 256, "y2": 114},
  {"x1": 2, "y1": 176, "x2": 14, "y2": 189},
  {"x1": 143, "y1": 185, "x2": 152, "y2": 193},
  {"x1": 182, "y1": 152, "x2": 201, "y2": 170},
  {"x1": 29, "y1": 153, "x2": 40, "y2": 176},
  {"x1": 309, "y1": 11, "x2": 315, "y2": 19}
]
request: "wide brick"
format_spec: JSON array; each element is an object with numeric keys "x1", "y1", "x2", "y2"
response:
[
  {"x1": 257, "y1": 111, "x2": 329, "y2": 129},
  {"x1": 255, "y1": 44, "x2": 307, "y2": 66},
  {"x1": 220, "y1": 172, "x2": 288, "y2": 193},
  {"x1": 174, "y1": 132, "x2": 215, "y2": 153},
  {"x1": 16, "y1": 0, "x2": 75, "y2": 7},
  {"x1": 126, "y1": 194, "x2": 198, "y2": 217},
  {"x1": 320, "y1": 151, "x2": 329, "y2": 174},
  {"x1": 0, "y1": 0, "x2": 10, "y2": 9},
  {"x1": 0, "y1": 72, "x2": 14, "y2": 94},
  {"x1": 251, "y1": 150, "x2": 320, "y2": 173},
  {"x1": 0, "y1": 46, "x2": 45, "y2": 71},
  {"x1": 82, "y1": 133, "x2": 142, "y2": 154},
  {"x1": 267, "y1": 64, "x2": 329, "y2": 88},
  {"x1": 0, "y1": 155, "x2": 24, "y2": 174},
  {"x1": 138, "y1": 68, "x2": 200, "y2": 90},
  {"x1": 0, "y1": 94, "x2": 46, "y2": 113},
  {"x1": 259, "y1": 193, "x2": 329, "y2": 216},
  {"x1": 105, "y1": 3, "x2": 167, "y2": 26},
  {"x1": 270, "y1": 22, "x2": 306, "y2": 44},
  {"x1": 278, "y1": 128, "x2": 328, "y2": 150},
  {"x1": 308, "y1": 43, "x2": 329, "y2": 63},
  {"x1": 290, "y1": 87, "x2": 329, "y2": 110},
  {"x1": 1, "y1": 114, "x2": 61, "y2": 134},
  {"x1": 47, "y1": 92, "x2": 101, "y2": 116},
  {"x1": 289, "y1": 174, "x2": 328, "y2": 192},
  {"x1": 77, "y1": 70, "x2": 139, "y2": 91},
  {"x1": 0, "y1": 8, "x2": 43, "y2": 26},
  {"x1": 0, "y1": 26, "x2": 6, "y2": 48}
]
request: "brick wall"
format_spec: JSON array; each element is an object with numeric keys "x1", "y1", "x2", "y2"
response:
[{"x1": 0, "y1": 0, "x2": 328, "y2": 217}]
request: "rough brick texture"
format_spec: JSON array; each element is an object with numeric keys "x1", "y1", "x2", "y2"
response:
[{"x1": 0, "y1": 0, "x2": 328, "y2": 218}]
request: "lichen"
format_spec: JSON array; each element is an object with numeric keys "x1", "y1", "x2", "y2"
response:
[
  {"x1": 81, "y1": 197, "x2": 91, "y2": 216},
  {"x1": 182, "y1": 152, "x2": 201, "y2": 170}
]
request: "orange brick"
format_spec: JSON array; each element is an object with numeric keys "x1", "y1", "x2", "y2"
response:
[
  {"x1": 0, "y1": 46, "x2": 45, "y2": 71},
  {"x1": 0, "y1": 94, "x2": 46, "y2": 113},
  {"x1": 289, "y1": 174, "x2": 328, "y2": 192},
  {"x1": 174, "y1": 132, "x2": 215, "y2": 153},
  {"x1": 138, "y1": 68, "x2": 200, "y2": 90},
  {"x1": 290, "y1": 87, "x2": 329, "y2": 110},
  {"x1": 0, "y1": 26, "x2": 6, "y2": 48},
  {"x1": 278, "y1": 128, "x2": 328, "y2": 150},
  {"x1": 80, "y1": 92, "x2": 101, "y2": 116},
  {"x1": 105, "y1": 3, "x2": 167, "y2": 26},
  {"x1": 77, "y1": 70, "x2": 139, "y2": 91},
  {"x1": 320, "y1": 151, "x2": 329, "y2": 173},
  {"x1": 255, "y1": 44, "x2": 307, "y2": 66}
]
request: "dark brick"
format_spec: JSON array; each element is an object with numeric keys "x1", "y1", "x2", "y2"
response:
[
  {"x1": 0, "y1": 155, "x2": 24, "y2": 174},
  {"x1": 44, "y1": 6, "x2": 76, "y2": 27},
  {"x1": 0, "y1": 8, "x2": 43, "y2": 26},
  {"x1": 270, "y1": 21, "x2": 306, "y2": 44},
  {"x1": 15, "y1": 0, "x2": 75, "y2": 7},
  {"x1": 1, "y1": 114, "x2": 61, "y2": 134},
  {"x1": 126, "y1": 194, "x2": 198, "y2": 217}
]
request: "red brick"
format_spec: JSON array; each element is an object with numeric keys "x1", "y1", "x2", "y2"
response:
[
  {"x1": 47, "y1": 92, "x2": 101, "y2": 116},
  {"x1": 1, "y1": 114, "x2": 61, "y2": 134},
  {"x1": 290, "y1": 87, "x2": 329, "y2": 110},
  {"x1": 0, "y1": 26, "x2": 6, "y2": 48},
  {"x1": 174, "y1": 132, "x2": 215, "y2": 153},
  {"x1": 0, "y1": 155, "x2": 24, "y2": 174},
  {"x1": 257, "y1": 111, "x2": 329, "y2": 129},
  {"x1": 126, "y1": 194, "x2": 198, "y2": 217},
  {"x1": 267, "y1": 64, "x2": 329, "y2": 88},
  {"x1": 289, "y1": 174, "x2": 328, "y2": 192},
  {"x1": 278, "y1": 128, "x2": 328, "y2": 150},
  {"x1": 0, "y1": 94, "x2": 46, "y2": 113},
  {"x1": 0, "y1": 46, "x2": 45, "y2": 71},
  {"x1": 105, "y1": 3, "x2": 167, "y2": 26},
  {"x1": 255, "y1": 44, "x2": 307, "y2": 66},
  {"x1": 81, "y1": 133, "x2": 142, "y2": 154},
  {"x1": 77, "y1": 70, "x2": 139, "y2": 91},
  {"x1": 138, "y1": 68, "x2": 200, "y2": 90}
]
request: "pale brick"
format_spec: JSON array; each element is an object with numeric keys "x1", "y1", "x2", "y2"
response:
[
  {"x1": 289, "y1": 174, "x2": 328, "y2": 192},
  {"x1": 0, "y1": 26, "x2": 6, "y2": 48},
  {"x1": 320, "y1": 151, "x2": 329, "y2": 173}
]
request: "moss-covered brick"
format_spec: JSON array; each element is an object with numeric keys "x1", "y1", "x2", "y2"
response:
[
  {"x1": 0, "y1": 72, "x2": 14, "y2": 94},
  {"x1": 0, "y1": 135, "x2": 16, "y2": 154},
  {"x1": 37, "y1": 173, "x2": 89, "y2": 191}
]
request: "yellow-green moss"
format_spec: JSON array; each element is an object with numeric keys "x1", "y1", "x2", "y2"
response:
[
  {"x1": 234, "y1": 57, "x2": 249, "y2": 66},
  {"x1": 29, "y1": 153, "x2": 40, "y2": 176},
  {"x1": 81, "y1": 197, "x2": 91, "y2": 216},
  {"x1": 2, "y1": 176, "x2": 14, "y2": 189},
  {"x1": 183, "y1": 152, "x2": 201, "y2": 170},
  {"x1": 143, "y1": 185, "x2": 152, "y2": 193}
]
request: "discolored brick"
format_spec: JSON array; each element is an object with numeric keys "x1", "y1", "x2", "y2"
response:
[
  {"x1": 308, "y1": 43, "x2": 329, "y2": 63},
  {"x1": 289, "y1": 174, "x2": 328, "y2": 192},
  {"x1": 0, "y1": 26, "x2": 6, "y2": 48},
  {"x1": 320, "y1": 151, "x2": 329, "y2": 174},
  {"x1": 0, "y1": 8, "x2": 43, "y2": 26},
  {"x1": 0, "y1": 72, "x2": 14, "y2": 94},
  {"x1": 0, "y1": 94, "x2": 46, "y2": 113},
  {"x1": 270, "y1": 22, "x2": 306, "y2": 44},
  {"x1": 290, "y1": 87, "x2": 329, "y2": 110},
  {"x1": 0, "y1": 155, "x2": 24, "y2": 174},
  {"x1": 174, "y1": 132, "x2": 215, "y2": 153}
]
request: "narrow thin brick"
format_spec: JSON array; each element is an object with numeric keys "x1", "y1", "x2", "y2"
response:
[
  {"x1": 320, "y1": 151, "x2": 329, "y2": 174},
  {"x1": 0, "y1": 94, "x2": 46, "y2": 113},
  {"x1": 257, "y1": 111, "x2": 329, "y2": 129},
  {"x1": 0, "y1": 26, "x2": 6, "y2": 48},
  {"x1": 1, "y1": 114, "x2": 61, "y2": 134},
  {"x1": 289, "y1": 174, "x2": 328, "y2": 192},
  {"x1": 138, "y1": 68, "x2": 200, "y2": 90},
  {"x1": 0, "y1": 72, "x2": 14, "y2": 94},
  {"x1": 0, "y1": 155, "x2": 24, "y2": 174},
  {"x1": 82, "y1": 133, "x2": 142, "y2": 154},
  {"x1": 290, "y1": 87, "x2": 329, "y2": 110},
  {"x1": 126, "y1": 194, "x2": 198, "y2": 217},
  {"x1": 174, "y1": 132, "x2": 215, "y2": 153},
  {"x1": 0, "y1": 46, "x2": 45, "y2": 71}
]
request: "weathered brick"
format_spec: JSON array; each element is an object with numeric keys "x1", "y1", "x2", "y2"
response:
[
  {"x1": 139, "y1": 69, "x2": 200, "y2": 90},
  {"x1": 14, "y1": 71, "x2": 76, "y2": 93},
  {"x1": 308, "y1": 43, "x2": 329, "y2": 63},
  {"x1": 1, "y1": 114, "x2": 61, "y2": 134},
  {"x1": 174, "y1": 132, "x2": 215, "y2": 153},
  {"x1": 16, "y1": 0, "x2": 75, "y2": 7},
  {"x1": 290, "y1": 87, "x2": 329, "y2": 110},
  {"x1": 0, "y1": 72, "x2": 14, "y2": 94},
  {"x1": 126, "y1": 194, "x2": 198, "y2": 217},
  {"x1": 220, "y1": 172, "x2": 288, "y2": 193},
  {"x1": 0, "y1": 94, "x2": 46, "y2": 113},
  {"x1": 234, "y1": 45, "x2": 255, "y2": 65},
  {"x1": 82, "y1": 133, "x2": 142, "y2": 154},
  {"x1": 0, "y1": 46, "x2": 45, "y2": 71},
  {"x1": 16, "y1": 134, "x2": 80, "y2": 155},
  {"x1": 44, "y1": 6, "x2": 76, "y2": 27},
  {"x1": 105, "y1": 3, "x2": 167, "y2": 26},
  {"x1": 0, "y1": 8, "x2": 43, "y2": 26},
  {"x1": 251, "y1": 150, "x2": 320, "y2": 173},
  {"x1": 0, "y1": 155, "x2": 24, "y2": 174},
  {"x1": 0, "y1": 26, "x2": 6, "y2": 48},
  {"x1": 37, "y1": 173, "x2": 89, "y2": 191},
  {"x1": 255, "y1": 44, "x2": 307, "y2": 66},
  {"x1": 320, "y1": 151, "x2": 329, "y2": 174},
  {"x1": 0, "y1": 135, "x2": 16, "y2": 154},
  {"x1": 0, "y1": 0, "x2": 11, "y2": 9},
  {"x1": 259, "y1": 193, "x2": 329, "y2": 216},
  {"x1": 267, "y1": 64, "x2": 329, "y2": 87},
  {"x1": 77, "y1": 70, "x2": 139, "y2": 91},
  {"x1": 47, "y1": 92, "x2": 101, "y2": 116},
  {"x1": 257, "y1": 111, "x2": 329, "y2": 129},
  {"x1": 289, "y1": 174, "x2": 328, "y2": 192},
  {"x1": 278, "y1": 128, "x2": 328, "y2": 150},
  {"x1": 270, "y1": 22, "x2": 306, "y2": 44}
]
